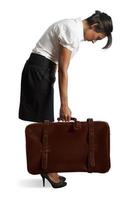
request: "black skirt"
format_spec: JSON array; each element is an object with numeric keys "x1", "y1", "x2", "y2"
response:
[{"x1": 18, "y1": 53, "x2": 56, "y2": 122}]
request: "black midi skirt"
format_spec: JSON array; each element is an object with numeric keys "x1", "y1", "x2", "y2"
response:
[{"x1": 18, "y1": 53, "x2": 56, "y2": 122}]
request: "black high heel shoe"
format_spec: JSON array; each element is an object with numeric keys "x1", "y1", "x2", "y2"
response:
[{"x1": 40, "y1": 173, "x2": 67, "y2": 188}]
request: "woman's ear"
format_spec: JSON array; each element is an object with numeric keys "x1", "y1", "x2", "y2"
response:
[{"x1": 90, "y1": 23, "x2": 99, "y2": 30}]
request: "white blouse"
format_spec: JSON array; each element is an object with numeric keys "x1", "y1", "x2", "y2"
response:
[{"x1": 32, "y1": 17, "x2": 84, "y2": 64}]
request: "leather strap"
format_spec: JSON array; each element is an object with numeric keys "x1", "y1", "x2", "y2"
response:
[
  {"x1": 87, "y1": 118, "x2": 96, "y2": 170},
  {"x1": 41, "y1": 120, "x2": 51, "y2": 170}
]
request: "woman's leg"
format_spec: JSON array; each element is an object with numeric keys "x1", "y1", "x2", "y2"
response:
[{"x1": 19, "y1": 53, "x2": 64, "y2": 183}]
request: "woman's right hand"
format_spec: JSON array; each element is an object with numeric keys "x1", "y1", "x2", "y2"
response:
[{"x1": 59, "y1": 105, "x2": 72, "y2": 121}]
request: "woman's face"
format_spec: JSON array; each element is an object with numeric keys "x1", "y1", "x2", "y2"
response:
[{"x1": 84, "y1": 25, "x2": 106, "y2": 43}]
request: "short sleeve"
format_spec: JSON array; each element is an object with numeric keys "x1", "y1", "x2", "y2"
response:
[{"x1": 58, "y1": 24, "x2": 79, "y2": 51}]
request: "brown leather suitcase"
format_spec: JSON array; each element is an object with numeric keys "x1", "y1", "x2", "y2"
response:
[{"x1": 25, "y1": 117, "x2": 110, "y2": 175}]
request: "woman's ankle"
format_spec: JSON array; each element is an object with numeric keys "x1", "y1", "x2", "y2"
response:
[{"x1": 47, "y1": 172, "x2": 59, "y2": 177}]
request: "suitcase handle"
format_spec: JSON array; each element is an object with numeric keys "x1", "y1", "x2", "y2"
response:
[
  {"x1": 57, "y1": 117, "x2": 77, "y2": 122},
  {"x1": 57, "y1": 117, "x2": 81, "y2": 130}
]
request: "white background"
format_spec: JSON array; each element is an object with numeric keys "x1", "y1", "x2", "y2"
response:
[{"x1": 0, "y1": 0, "x2": 133, "y2": 199}]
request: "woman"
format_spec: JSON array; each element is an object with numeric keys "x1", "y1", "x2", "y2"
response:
[{"x1": 18, "y1": 10, "x2": 113, "y2": 188}]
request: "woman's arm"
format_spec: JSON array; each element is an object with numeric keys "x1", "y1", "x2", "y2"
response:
[{"x1": 58, "y1": 44, "x2": 72, "y2": 121}]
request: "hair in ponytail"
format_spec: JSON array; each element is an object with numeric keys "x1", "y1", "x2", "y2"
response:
[{"x1": 85, "y1": 10, "x2": 113, "y2": 49}]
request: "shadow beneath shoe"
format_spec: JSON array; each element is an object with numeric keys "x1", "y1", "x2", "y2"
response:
[{"x1": 18, "y1": 178, "x2": 51, "y2": 188}]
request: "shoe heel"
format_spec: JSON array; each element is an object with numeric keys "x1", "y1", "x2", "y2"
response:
[
  {"x1": 40, "y1": 173, "x2": 45, "y2": 187},
  {"x1": 42, "y1": 176, "x2": 45, "y2": 187}
]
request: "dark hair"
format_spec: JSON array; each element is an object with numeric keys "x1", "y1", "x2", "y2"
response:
[{"x1": 85, "y1": 10, "x2": 113, "y2": 49}]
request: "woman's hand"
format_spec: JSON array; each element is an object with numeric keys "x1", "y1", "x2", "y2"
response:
[{"x1": 59, "y1": 105, "x2": 72, "y2": 121}]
